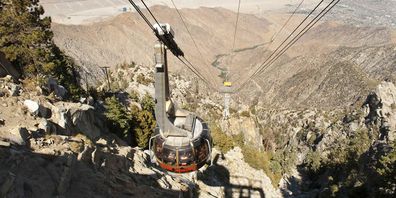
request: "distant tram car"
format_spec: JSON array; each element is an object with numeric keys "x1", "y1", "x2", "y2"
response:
[{"x1": 224, "y1": 81, "x2": 232, "y2": 87}]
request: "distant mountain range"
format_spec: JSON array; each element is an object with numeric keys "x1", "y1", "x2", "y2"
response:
[{"x1": 51, "y1": 2, "x2": 396, "y2": 109}]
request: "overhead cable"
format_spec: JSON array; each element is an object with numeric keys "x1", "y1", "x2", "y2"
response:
[
  {"x1": 236, "y1": 0, "x2": 339, "y2": 92},
  {"x1": 169, "y1": 0, "x2": 209, "y2": 66},
  {"x1": 127, "y1": 0, "x2": 155, "y2": 32},
  {"x1": 232, "y1": 0, "x2": 242, "y2": 50},
  {"x1": 257, "y1": 0, "x2": 341, "y2": 77},
  {"x1": 270, "y1": 0, "x2": 306, "y2": 42},
  {"x1": 235, "y1": 0, "x2": 326, "y2": 91}
]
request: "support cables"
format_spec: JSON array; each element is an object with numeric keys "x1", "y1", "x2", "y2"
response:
[
  {"x1": 179, "y1": 56, "x2": 218, "y2": 91},
  {"x1": 236, "y1": 0, "x2": 339, "y2": 92},
  {"x1": 169, "y1": 0, "x2": 206, "y2": 64},
  {"x1": 127, "y1": 0, "x2": 155, "y2": 32},
  {"x1": 232, "y1": 0, "x2": 242, "y2": 50},
  {"x1": 270, "y1": 0, "x2": 306, "y2": 42},
  {"x1": 225, "y1": 0, "x2": 242, "y2": 83},
  {"x1": 168, "y1": 0, "x2": 218, "y2": 91},
  {"x1": 128, "y1": 0, "x2": 218, "y2": 91},
  {"x1": 246, "y1": 0, "x2": 325, "y2": 80},
  {"x1": 257, "y1": 0, "x2": 340, "y2": 76}
]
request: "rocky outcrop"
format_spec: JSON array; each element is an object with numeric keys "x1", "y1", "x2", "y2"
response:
[
  {"x1": 374, "y1": 81, "x2": 396, "y2": 141},
  {"x1": 23, "y1": 100, "x2": 51, "y2": 118},
  {"x1": 197, "y1": 147, "x2": 281, "y2": 198},
  {"x1": 0, "y1": 133, "x2": 181, "y2": 197},
  {"x1": 47, "y1": 78, "x2": 68, "y2": 100},
  {"x1": 48, "y1": 102, "x2": 107, "y2": 140},
  {"x1": 0, "y1": 75, "x2": 21, "y2": 97}
]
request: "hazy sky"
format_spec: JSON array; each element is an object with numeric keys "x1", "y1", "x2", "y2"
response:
[{"x1": 40, "y1": 0, "x2": 317, "y2": 24}]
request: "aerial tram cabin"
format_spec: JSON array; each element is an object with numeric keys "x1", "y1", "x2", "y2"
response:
[{"x1": 149, "y1": 23, "x2": 212, "y2": 173}]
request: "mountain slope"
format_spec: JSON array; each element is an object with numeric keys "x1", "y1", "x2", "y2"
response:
[{"x1": 52, "y1": 6, "x2": 270, "y2": 87}]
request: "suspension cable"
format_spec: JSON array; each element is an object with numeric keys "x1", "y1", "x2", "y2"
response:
[
  {"x1": 127, "y1": 0, "x2": 155, "y2": 32},
  {"x1": 139, "y1": 0, "x2": 167, "y2": 33},
  {"x1": 182, "y1": 57, "x2": 218, "y2": 91},
  {"x1": 169, "y1": 0, "x2": 209, "y2": 66},
  {"x1": 257, "y1": 0, "x2": 340, "y2": 77},
  {"x1": 271, "y1": 0, "x2": 306, "y2": 42},
  {"x1": 236, "y1": 0, "x2": 340, "y2": 92},
  {"x1": 235, "y1": 0, "x2": 327, "y2": 91},
  {"x1": 128, "y1": 0, "x2": 218, "y2": 91},
  {"x1": 232, "y1": 0, "x2": 242, "y2": 50},
  {"x1": 178, "y1": 56, "x2": 217, "y2": 91},
  {"x1": 168, "y1": 0, "x2": 219, "y2": 91},
  {"x1": 232, "y1": 0, "x2": 324, "y2": 90}
]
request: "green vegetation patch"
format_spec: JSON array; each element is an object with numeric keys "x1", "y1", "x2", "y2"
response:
[
  {"x1": 104, "y1": 94, "x2": 156, "y2": 148},
  {"x1": 0, "y1": 0, "x2": 83, "y2": 100},
  {"x1": 210, "y1": 123, "x2": 284, "y2": 187}
]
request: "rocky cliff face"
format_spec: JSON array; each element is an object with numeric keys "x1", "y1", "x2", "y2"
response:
[
  {"x1": 0, "y1": 74, "x2": 284, "y2": 198},
  {"x1": 245, "y1": 81, "x2": 396, "y2": 197},
  {"x1": 224, "y1": 21, "x2": 396, "y2": 109},
  {"x1": 1, "y1": 63, "x2": 395, "y2": 197}
]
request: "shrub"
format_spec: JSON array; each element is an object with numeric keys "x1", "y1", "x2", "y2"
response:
[
  {"x1": 129, "y1": 90, "x2": 140, "y2": 102},
  {"x1": 391, "y1": 103, "x2": 396, "y2": 110},
  {"x1": 140, "y1": 93, "x2": 155, "y2": 113},
  {"x1": 136, "y1": 74, "x2": 153, "y2": 86},
  {"x1": 133, "y1": 110, "x2": 156, "y2": 148},
  {"x1": 104, "y1": 96, "x2": 131, "y2": 139},
  {"x1": 104, "y1": 94, "x2": 157, "y2": 148},
  {"x1": 305, "y1": 150, "x2": 322, "y2": 172},
  {"x1": 374, "y1": 141, "x2": 396, "y2": 196},
  {"x1": 240, "y1": 111, "x2": 250, "y2": 117},
  {"x1": 210, "y1": 122, "x2": 284, "y2": 187},
  {"x1": 211, "y1": 124, "x2": 235, "y2": 153},
  {"x1": 241, "y1": 145, "x2": 282, "y2": 187}
]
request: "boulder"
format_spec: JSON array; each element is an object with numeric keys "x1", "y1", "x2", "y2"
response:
[
  {"x1": 7, "y1": 83, "x2": 20, "y2": 96},
  {"x1": 0, "y1": 140, "x2": 11, "y2": 147},
  {"x1": 79, "y1": 97, "x2": 87, "y2": 104},
  {"x1": 48, "y1": 78, "x2": 67, "y2": 100},
  {"x1": 57, "y1": 109, "x2": 73, "y2": 136},
  {"x1": 24, "y1": 100, "x2": 40, "y2": 115},
  {"x1": 23, "y1": 100, "x2": 52, "y2": 118},
  {"x1": 364, "y1": 82, "x2": 396, "y2": 142},
  {"x1": 79, "y1": 97, "x2": 94, "y2": 105},
  {"x1": 0, "y1": 119, "x2": 5, "y2": 126},
  {"x1": 70, "y1": 104, "x2": 103, "y2": 140},
  {"x1": 0, "y1": 75, "x2": 13, "y2": 82},
  {"x1": 2, "y1": 127, "x2": 30, "y2": 145},
  {"x1": 87, "y1": 96, "x2": 94, "y2": 106},
  {"x1": 375, "y1": 82, "x2": 396, "y2": 141},
  {"x1": 54, "y1": 85, "x2": 67, "y2": 100},
  {"x1": 38, "y1": 119, "x2": 60, "y2": 135},
  {"x1": 52, "y1": 103, "x2": 107, "y2": 140}
]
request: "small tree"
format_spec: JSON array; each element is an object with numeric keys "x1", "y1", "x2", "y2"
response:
[
  {"x1": 140, "y1": 93, "x2": 155, "y2": 113},
  {"x1": 134, "y1": 110, "x2": 156, "y2": 148},
  {"x1": 0, "y1": 0, "x2": 83, "y2": 99},
  {"x1": 104, "y1": 96, "x2": 131, "y2": 139}
]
